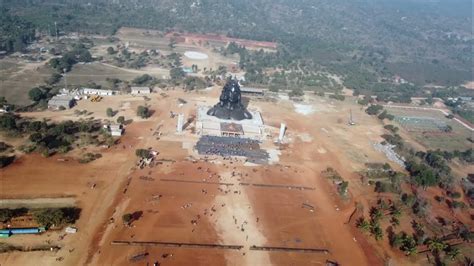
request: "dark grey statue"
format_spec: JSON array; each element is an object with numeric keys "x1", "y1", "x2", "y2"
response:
[{"x1": 207, "y1": 80, "x2": 252, "y2": 120}]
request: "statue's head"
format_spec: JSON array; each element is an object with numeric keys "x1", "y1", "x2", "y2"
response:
[{"x1": 227, "y1": 80, "x2": 241, "y2": 104}]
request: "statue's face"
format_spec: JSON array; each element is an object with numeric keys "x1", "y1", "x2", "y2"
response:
[{"x1": 228, "y1": 84, "x2": 240, "y2": 103}]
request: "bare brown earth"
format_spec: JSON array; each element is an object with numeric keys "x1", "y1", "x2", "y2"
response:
[{"x1": 1, "y1": 90, "x2": 471, "y2": 265}]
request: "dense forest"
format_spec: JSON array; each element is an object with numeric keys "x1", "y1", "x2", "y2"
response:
[
  {"x1": 1, "y1": 0, "x2": 472, "y2": 90},
  {"x1": 0, "y1": 9, "x2": 36, "y2": 53}
]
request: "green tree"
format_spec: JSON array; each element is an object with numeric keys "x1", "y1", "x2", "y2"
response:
[
  {"x1": 46, "y1": 73, "x2": 62, "y2": 85},
  {"x1": 107, "y1": 47, "x2": 116, "y2": 54},
  {"x1": 170, "y1": 67, "x2": 185, "y2": 80},
  {"x1": 356, "y1": 218, "x2": 371, "y2": 232},
  {"x1": 370, "y1": 207, "x2": 383, "y2": 222},
  {"x1": 427, "y1": 238, "x2": 447, "y2": 255},
  {"x1": 0, "y1": 209, "x2": 14, "y2": 222},
  {"x1": 372, "y1": 225, "x2": 383, "y2": 240},
  {"x1": 366, "y1": 104, "x2": 383, "y2": 115},
  {"x1": 28, "y1": 87, "x2": 45, "y2": 102},
  {"x1": 116, "y1": 116, "x2": 125, "y2": 124},
  {"x1": 390, "y1": 217, "x2": 400, "y2": 227},
  {"x1": 401, "y1": 235, "x2": 418, "y2": 256},
  {"x1": 0, "y1": 115, "x2": 17, "y2": 130},
  {"x1": 136, "y1": 105, "x2": 150, "y2": 119},
  {"x1": 122, "y1": 213, "x2": 133, "y2": 224},
  {"x1": 33, "y1": 209, "x2": 64, "y2": 227},
  {"x1": 289, "y1": 88, "x2": 304, "y2": 97},
  {"x1": 29, "y1": 132, "x2": 43, "y2": 143},
  {"x1": 106, "y1": 107, "x2": 114, "y2": 117},
  {"x1": 445, "y1": 246, "x2": 461, "y2": 261},
  {"x1": 338, "y1": 181, "x2": 349, "y2": 195},
  {"x1": 135, "y1": 149, "x2": 151, "y2": 159},
  {"x1": 132, "y1": 74, "x2": 153, "y2": 85}
]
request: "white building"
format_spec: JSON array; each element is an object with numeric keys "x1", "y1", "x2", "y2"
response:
[
  {"x1": 82, "y1": 88, "x2": 114, "y2": 96},
  {"x1": 48, "y1": 95, "x2": 75, "y2": 109},
  {"x1": 131, "y1": 87, "x2": 151, "y2": 95},
  {"x1": 109, "y1": 124, "x2": 123, "y2": 136}
]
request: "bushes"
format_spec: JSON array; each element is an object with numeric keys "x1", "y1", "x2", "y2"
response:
[
  {"x1": 28, "y1": 87, "x2": 47, "y2": 102},
  {"x1": 0, "y1": 155, "x2": 15, "y2": 168},
  {"x1": 381, "y1": 133, "x2": 403, "y2": 148},
  {"x1": 366, "y1": 104, "x2": 383, "y2": 115},
  {"x1": 0, "y1": 114, "x2": 17, "y2": 131},
  {"x1": 183, "y1": 76, "x2": 208, "y2": 90},
  {"x1": 32, "y1": 207, "x2": 81, "y2": 227},
  {"x1": 0, "y1": 142, "x2": 11, "y2": 152},
  {"x1": 288, "y1": 88, "x2": 304, "y2": 97},
  {"x1": 79, "y1": 153, "x2": 102, "y2": 163},
  {"x1": 116, "y1": 116, "x2": 125, "y2": 124},
  {"x1": 135, "y1": 149, "x2": 151, "y2": 159},
  {"x1": 378, "y1": 110, "x2": 394, "y2": 120},
  {"x1": 384, "y1": 124, "x2": 399, "y2": 133},
  {"x1": 132, "y1": 74, "x2": 153, "y2": 85},
  {"x1": 136, "y1": 105, "x2": 151, "y2": 119},
  {"x1": 338, "y1": 181, "x2": 349, "y2": 195},
  {"x1": 122, "y1": 213, "x2": 133, "y2": 224},
  {"x1": 106, "y1": 107, "x2": 115, "y2": 117},
  {"x1": 329, "y1": 94, "x2": 345, "y2": 101}
]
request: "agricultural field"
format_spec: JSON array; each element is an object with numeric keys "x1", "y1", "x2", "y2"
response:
[
  {"x1": 385, "y1": 107, "x2": 472, "y2": 151},
  {"x1": 0, "y1": 59, "x2": 52, "y2": 106}
]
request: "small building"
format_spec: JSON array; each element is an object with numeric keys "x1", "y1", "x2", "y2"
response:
[
  {"x1": 182, "y1": 67, "x2": 193, "y2": 73},
  {"x1": 48, "y1": 95, "x2": 75, "y2": 110},
  {"x1": 65, "y1": 227, "x2": 77, "y2": 234},
  {"x1": 131, "y1": 87, "x2": 151, "y2": 95},
  {"x1": 220, "y1": 122, "x2": 244, "y2": 137},
  {"x1": 459, "y1": 97, "x2": 472, "y2": 102},
  {"x1": 109, "y1": 124, "x2": 123, "y2": 136},
  {"x1": 240, "y1": 87, "x2": 265, "y2": 96},
  {"x1": 82, "y1": 88, "x2": 114, "y2": 96}
]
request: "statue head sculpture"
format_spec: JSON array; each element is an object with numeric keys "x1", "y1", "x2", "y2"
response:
[{"x1": 207, "y1": 79, "x2": 252, "y2": 120}]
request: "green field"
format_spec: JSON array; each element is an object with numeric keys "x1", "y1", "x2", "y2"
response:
[
  {"x1": 386, "y1": 107, "x2": 472, "y2": 151},
  {"x1": 0, "y1": 59, "x2": 52, "y2": 105}
]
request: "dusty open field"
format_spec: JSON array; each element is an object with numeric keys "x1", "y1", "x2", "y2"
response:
[
  {"x1": 2, "y1": 88, "x2": 471, "y2": 265},
  {"x1": 0, "y1": 90, "x2": 388, "y2": 265}
]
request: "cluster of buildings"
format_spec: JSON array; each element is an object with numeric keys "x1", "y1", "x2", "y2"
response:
[{"x1": 48, "y1": 86, "x2": 152, "y2": 110}]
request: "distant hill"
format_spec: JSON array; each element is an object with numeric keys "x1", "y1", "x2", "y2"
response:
[{"x1": 2, "y1": 0, "x2": 472, "y2": 88}]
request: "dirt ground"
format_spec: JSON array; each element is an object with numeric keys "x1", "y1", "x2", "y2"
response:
[{"x1": 1, "y1": 89, "x2": 471, "y2": 266}]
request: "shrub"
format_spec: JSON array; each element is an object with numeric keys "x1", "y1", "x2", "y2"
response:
[
  {"x1": 135, "y1": 149, "x2": 151, "y2": 159},
  {"x1": 28, "y1": 87, "x2": 46, "y2": 102},
  {"x1": 338, "y1": 181, "x2": 349, "y2": 195},
  {"x1": 0, "y1": 209, "x2": 14, "y2": 222},
  {"x1": 122, "y1": 213, "x2": 133, "y2": 224},
  {"x1": 329, "y1": 94, "x2": 345, "y2": 101},
  {"x1": 32, "y1": 208, "x2": 80, "y2": 227},
  {"x1": 0, "y1": 155, "x2": 15, "y2": 168},
  {"x1": 366, "y1": 104, "x2": 383, "y2": 115},
  {"x1": 117, "y1": 116, "x2": 125, "y2": 124},
  {"x1": 106, "y1": 107, "x2": 114, "y2": 117},
  {"x1": 288, "y1": 88, "x2": 304, "y2": 97},
  {"x1": 137, "y1": 105, "x2": 150, "y2": 118}
]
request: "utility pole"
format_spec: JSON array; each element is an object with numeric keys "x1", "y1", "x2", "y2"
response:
[
  {"x1": 63, "y1": 68, "x2": 67, "y2": 91},
  {"x1": 54, "y1": 21, "x2": 58, "y2": 40}
]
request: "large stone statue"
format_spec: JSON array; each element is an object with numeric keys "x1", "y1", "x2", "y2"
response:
[{"x1": 207, "y1": 80, "x2": 252, "y2": 120}]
